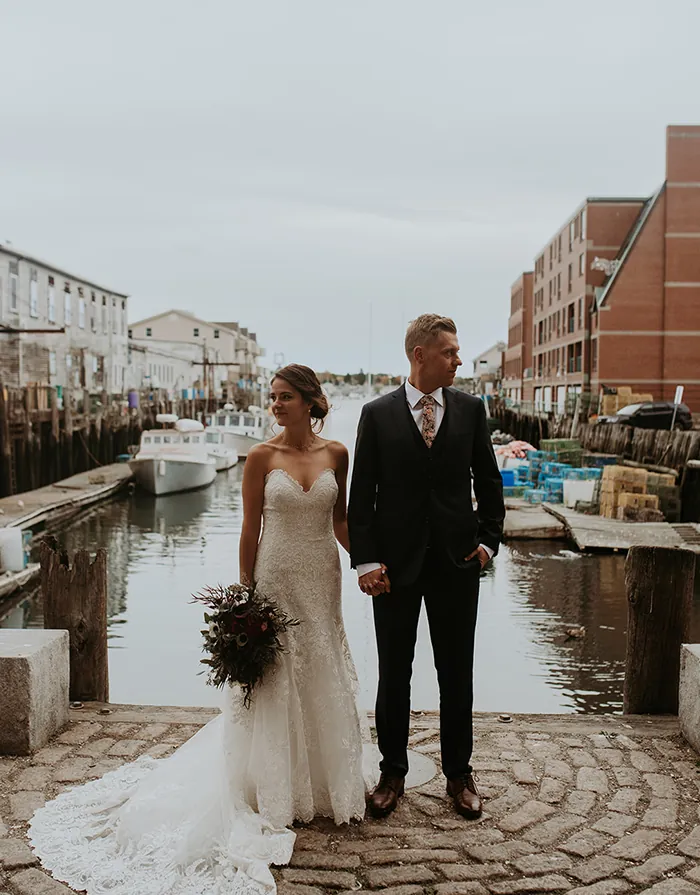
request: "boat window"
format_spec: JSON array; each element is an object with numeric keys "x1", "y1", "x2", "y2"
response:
[
  {"x1": 217, "y1": 414, "x2": 226, "y2": 425},
  {"x1": 230, "y1": 414, "x2": 241, "y2": 426},
  {"x1": 143, "y1": 436, "x2": 151, "y2": 444},
  {"x1": 163, "y1": 435, "x2": 171, "y2": 443},
  {"x1": 191, "y1": 435, "x2": 200, "y2": 443},
  {"x1": 244, "y1": 415, "x2": 254, "y2": 426},
  {"x1": 154, "y1": 436, "x2": 161, "y2": 444},
  {"x1": 183, "y1": 436, "x2": 190, "y2": 443},
  {"x1": 206, "y1": 432, "x2": 217, "y2": 443}
]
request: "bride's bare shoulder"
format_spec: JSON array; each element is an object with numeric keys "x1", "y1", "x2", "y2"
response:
[{"x1": 322, "y1": 439, "x2": 349, "y2": 464}]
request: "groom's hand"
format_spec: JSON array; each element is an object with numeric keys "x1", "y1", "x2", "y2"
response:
[
  {"x1": 359, "y1": 565, "x2": 391, "y2": 596},
  {"x1": 465, "y1": 546, "x2": 490, "y2": 570}
]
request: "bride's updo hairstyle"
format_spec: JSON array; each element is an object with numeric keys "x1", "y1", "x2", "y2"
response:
[{"x1": 272, "y1": 364, "x2": 330, "y2": 431}]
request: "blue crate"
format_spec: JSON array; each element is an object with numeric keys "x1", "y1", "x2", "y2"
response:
[
  {"x1": 501, "y1": 469, "x2": 516, "y2": 487},
  {"x1": 525, "y1": 488, "x2": 546, "y2": 504}
]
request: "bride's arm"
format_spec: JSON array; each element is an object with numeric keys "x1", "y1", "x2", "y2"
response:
[
  {"x1": 239, "y1": 446, "x2": 267, "y2": 586},
  {"x1": 331, "y1": 443, "x2": 351, "y2": 554}
]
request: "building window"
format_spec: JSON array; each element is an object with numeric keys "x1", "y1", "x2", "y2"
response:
[
  {"x1": 214, "y1": 329, "x2": 220, "y2": 339},
  {"x1": 557, "y1": 273, "x2": 561, "y2": 300},
  {"x1": 49, "y1": 351, "x2": 57, "y2": 376},
  {"x1": 48, "y1": 282, "x2": 55, "y2": 323},
  {"x1": 557, "y1": 235, "x2": 562, "y2": 263},
  {"x1": 146, "y1": 327, "x2": 152, "y2": 337},
  {"x1": 580, "y1": 209, "x2": 586, "y2": 241},
  {"x1": 578, "y1": 298, "x2": 583, "y2": 329},
  {"x1": 592, "y1": 339, "x2": 598, "y2": 372},
  {"x1": 569, "y1": 220, "x2": 575, "y2": 251},
  {"x1": 567, "y1": 303, "x2": 575, "y2": 334},
  {"x1": 91, "y1": 292, "x2": 96, "y2": 332},
  {"x1": 128, "y1": 328, "x2": 133, "y2": 339},
  {"x1": 579, "y1": 253, "x2": 585, "y2": 276},
  {"x1": 568, "y1": 264, "x2": 573, "y2": 293},
  {"x1": 102, "y1": 295, "x2": 108, "y2": 334},
  {"x1": 9, "y1": 261, "x2": 18, "y2": 311},
  {"x1": 194, "y1": 327, "x2": 200, "y2": 337},
  {"x1": 78, "y1": 298, "x2": 85, "y2": 329},
  {"x1": 64, "y1": 287, "x2": 72, "y2": 325},
  {"x1": 29, "y1": 269, "x2": 39, "y2": 317},
  {"x1": 112, "y1": 298, "x2": 118, "y2": 334}
]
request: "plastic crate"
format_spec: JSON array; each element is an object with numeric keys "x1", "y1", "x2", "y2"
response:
[{"x1": 525, "y1": 488, "x2": 546, "y2": 504}]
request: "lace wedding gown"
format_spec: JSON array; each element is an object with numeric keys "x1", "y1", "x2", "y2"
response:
[{"x1": 29, "y1": 467, "x2": 368, "y2": 895}]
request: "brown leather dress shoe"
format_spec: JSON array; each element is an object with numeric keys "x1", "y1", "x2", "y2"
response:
[
  {"x1": 368, "y1": 773, "x2": 405, "y2": 818},
  {"x1": 446, "y1": 773, "x2": 482, "y2": 819}
]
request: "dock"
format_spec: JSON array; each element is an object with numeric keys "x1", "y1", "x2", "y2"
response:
[
  {"x1": 503, "y1": 499, "x2": 567, "y2": 540},
  {"x1": 0, "y1": 463, "x2": 132, "y2": 531},
  {"x1": 544, "y1": 502, "x2": 700, "y2": 553}
]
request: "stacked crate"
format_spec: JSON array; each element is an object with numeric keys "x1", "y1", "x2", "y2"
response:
[
  {"x1": 645, "y1": 472, "x2": 681, "y2": 522},
  {"x1": 599, "y1": 466, "x2": 659, "y2": 520},
  {"x1": 601, "y1": 386, "x2": 654, "y2": 416},
  {"x1": 600, "y1": 466, "x2": 658, "y2": 519},
  {"x1": 540, "y1": 439, "x2": 584, "y2": 468}
]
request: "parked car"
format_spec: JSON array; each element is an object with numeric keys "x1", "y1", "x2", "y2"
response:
[{"x1": 596, "y1": 401, "x2": 692, "y2": 430}]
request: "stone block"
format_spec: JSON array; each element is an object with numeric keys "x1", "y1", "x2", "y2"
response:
[
  {"x1": 0, "y1": 630, "x2": 69, "y2": 755},
  {"x1": 680, "y1": 648, "x2": 700, "y2": 752}
]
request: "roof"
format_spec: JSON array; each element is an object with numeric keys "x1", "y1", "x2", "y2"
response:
[
  {"x1": 129, "y1": 309, "x2": 239, "y2": 337},
  {"x1": 0, "y1": 244, "x2": 128, "y2": 297},
  {"x1": 596, "y1": 185, "x2": 665, "y2": 309},
  {"x1": 473, "y1": 341, "x2": 507, "y2": 363},
  {"x1": 534, "y1": 196, "x2": 648, "y2": 260}
]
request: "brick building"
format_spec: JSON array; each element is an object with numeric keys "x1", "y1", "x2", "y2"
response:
[
  {"x1": 503, "y1": 272, "x2": 533, "y2": 402},
  {"x1": 510, "y1": 125, "x2": 700, "y2": 413}
]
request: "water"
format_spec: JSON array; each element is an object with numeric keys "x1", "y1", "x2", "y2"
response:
[{"x1": 3, "y1": 398, "x2": 699, "y2": 713}]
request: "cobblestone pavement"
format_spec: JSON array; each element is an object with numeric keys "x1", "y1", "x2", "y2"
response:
[{"x1": 2, "y1": 705, "x2": 700, "y2": 894}]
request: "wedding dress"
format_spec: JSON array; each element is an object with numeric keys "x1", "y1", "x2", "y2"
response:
[{"x1": 29, "y1": 467, "x2": 368, "y2": 895}]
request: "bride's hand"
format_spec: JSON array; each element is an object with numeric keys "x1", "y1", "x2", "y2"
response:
[{"x1": 359, "y1": 565, "x2": 391, "y2": 597}]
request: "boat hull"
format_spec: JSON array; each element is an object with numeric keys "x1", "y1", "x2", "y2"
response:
[
  {"x1": 209, "y1": 449, "x2": 239, "y2": 471},
  {"x1": 219, "y1": 431, "x2": 263, "y2": 459},
  {"x1": 128, "y1": 456, "x2": 217, "y2": 496}
]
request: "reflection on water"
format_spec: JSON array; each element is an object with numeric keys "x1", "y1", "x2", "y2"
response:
[{"x1": 3, "y1": 398, "x2": 699, "y2": 713}]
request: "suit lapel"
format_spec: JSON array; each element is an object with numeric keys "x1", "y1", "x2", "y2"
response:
[{"x1": 431, "y1": 387, "x2": 452, "y2": 452}]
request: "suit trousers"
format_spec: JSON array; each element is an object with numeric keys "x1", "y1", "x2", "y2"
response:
[{"x1": 372, "y1": 547, "x2": 480, "y2": 780}]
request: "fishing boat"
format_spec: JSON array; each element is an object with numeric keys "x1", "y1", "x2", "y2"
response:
[
  {"x1": 201, "y1": 405, "x2": 270, "y2": 459},
  {"x1": 129, "y1": 416, "x2": 217, "y2": 495},
  {"x1": 204, "y1": 428, "x2": 239, "y2": 471}
]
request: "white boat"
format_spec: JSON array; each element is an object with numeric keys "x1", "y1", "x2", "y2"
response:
[
  {"x1": 202, "y1": 405, "x2": 270, "y2": 459},
  {"x1": 129, "y1": 416, "x2": 217, "y2": 496},
  {"x1": 204, "y1": 429, "x2": 239, "y2": 471}
]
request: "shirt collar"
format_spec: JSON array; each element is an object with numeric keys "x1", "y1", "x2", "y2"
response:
[{"x1": 405, "y1": 379, "x2": 444, "y2": 409}]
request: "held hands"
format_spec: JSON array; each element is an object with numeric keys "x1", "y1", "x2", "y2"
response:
[
  {"x1": 465, "y1": 546, "x2": 490, "y2": 570},
  {"x1": 358, "y1": 564, "x2": 391, "y2": 597}
]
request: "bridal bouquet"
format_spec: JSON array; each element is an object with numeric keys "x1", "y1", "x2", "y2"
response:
[{"x1": 193, "y1": 583, "x2": 300, "y2": 707}]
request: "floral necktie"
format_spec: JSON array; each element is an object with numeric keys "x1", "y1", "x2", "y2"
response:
[{"x1": 419, "y1": 395, "x2": 436, "y2": 447}]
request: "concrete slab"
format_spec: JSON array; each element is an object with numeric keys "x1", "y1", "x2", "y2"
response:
[
  {"x1": 0, "y1": 630, "x2": 69, "y2": 755},
  {"x1": 680, "y1": 644, "x2": 700, "y2": 754}
]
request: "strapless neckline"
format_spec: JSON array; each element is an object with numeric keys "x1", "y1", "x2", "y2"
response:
[{"x1": 265, "y1": 467, "x2": 336, "y2": 494}]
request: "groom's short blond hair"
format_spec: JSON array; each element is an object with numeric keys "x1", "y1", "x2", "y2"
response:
[{"x1": 405, "y1": 314, "x2": 457, "y2": 359}]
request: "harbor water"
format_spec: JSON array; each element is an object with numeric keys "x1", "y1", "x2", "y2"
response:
[{"x1": 2, "y1": 397, "x2": 699, "y2": 713}]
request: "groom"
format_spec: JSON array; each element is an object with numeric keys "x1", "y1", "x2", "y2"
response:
[{"x1": 348, "y1": 314, "x2": 504, "y2": 820}]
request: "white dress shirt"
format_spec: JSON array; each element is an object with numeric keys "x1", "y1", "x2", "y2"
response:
[{"x1": 356, "y1": 381, "x2": 493, "y2": 579}]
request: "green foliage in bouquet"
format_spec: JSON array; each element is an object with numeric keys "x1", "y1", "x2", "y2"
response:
[{"x1": 193, "y1": 583, "x2": 300, "y2": 707}]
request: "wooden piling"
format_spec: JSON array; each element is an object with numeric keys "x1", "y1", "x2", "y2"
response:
[
  {"x1": 623, "y1": 545, "x2": 696, "y2": 714},
  {"x1": 40, "y1": 537, "x2": 109, "y2": 703}
]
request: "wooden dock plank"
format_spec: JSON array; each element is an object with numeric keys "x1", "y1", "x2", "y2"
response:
[
  {"x1": 0, "y1": 463, "x2": 133, "y2": 530},
  {"x1": 543, "y1": 503, "x2": 700, "y2": 553}
]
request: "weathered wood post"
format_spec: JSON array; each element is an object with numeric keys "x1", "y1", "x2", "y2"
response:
[
  {"x1": 40, "y1": 537, "x2": 109, "y2": 703},
  {"x1": 624, "y1": 545, "x2": 696, "y2": 714},
  {"x1": 0, "y1": 383, "x2": 12, "y2": 496}
]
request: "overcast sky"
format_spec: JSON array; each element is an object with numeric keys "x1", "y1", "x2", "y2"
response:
[{"x1": 1, "y1": 1, "x2": 699, "y2": 375}]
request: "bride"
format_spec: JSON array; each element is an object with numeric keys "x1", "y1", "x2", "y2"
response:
[{"x1": 29, "y1": 364, "x2": 369, "y2": 895}]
